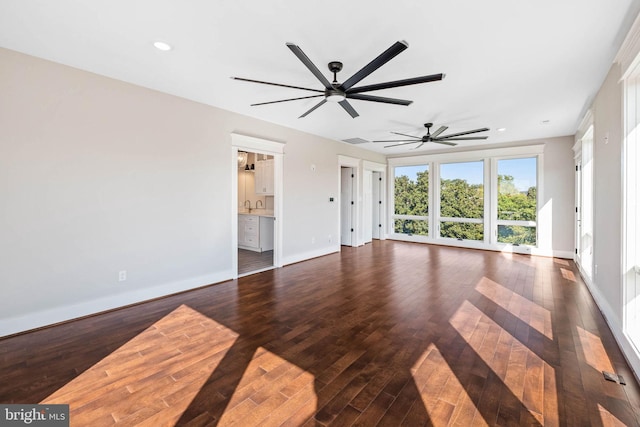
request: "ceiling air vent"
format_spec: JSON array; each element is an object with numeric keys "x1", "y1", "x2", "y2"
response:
[{"x1": 342, "y1": 138, "x2": 369, "y2": 145}]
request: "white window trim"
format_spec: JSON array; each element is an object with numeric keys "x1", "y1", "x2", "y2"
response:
[
  {"x1": 491, "y1": 155, "x2": 540, "y2": 247},
  {"x1": 439, "y1": 217, "x2": 484, "y2": 224},
  {"x1": 388, "y1": 144, "x2": 544, "y2": 255}
]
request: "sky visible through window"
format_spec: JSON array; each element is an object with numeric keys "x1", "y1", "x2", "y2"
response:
[
  {"x1": 441, "y1": 161, "x2": 483, "y2": 185},
  {"x1": 395, "y1": 158, "x2": 536, "y2": 191},
  {"x1": 498, "y1": 158, "x2": 537, "y2": 191}
]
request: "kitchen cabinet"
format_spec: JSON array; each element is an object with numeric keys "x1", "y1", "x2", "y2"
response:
[
  {"x1": 255, "y1": 159, "x2": 274, "y2": 195},
  {"x1": 238, "y1": 214, "x2": 274, "y2": 252}
]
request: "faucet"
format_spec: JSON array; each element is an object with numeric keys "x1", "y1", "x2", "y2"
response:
[
  {"x1": 256, "y1": 200, "x2": 263, "y2": 209},
  {"x1": 244, "y1": 200, "x2": 251, "y2": 212}
]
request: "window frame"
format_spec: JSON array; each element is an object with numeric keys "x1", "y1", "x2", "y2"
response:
[
  {"x1": 437, "y1": 160, "x2": 487, "y2": 242},
  {"x1": 390, "y1": 163, "x2": 431, "y2": 240},
  {"x1": 388, "y1": 144, "x2": 544, "y2": 253},
  {"x1": 491, "y1": 155, "x2": 540, "y2": 248}
]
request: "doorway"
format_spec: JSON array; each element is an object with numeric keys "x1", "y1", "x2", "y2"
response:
[
  {"x1": 362, "y1": 162, "x2": 386, "y2": 243},
  {"x1": 231, "y1": 133, "x2": 284, "y2": 278},
  {"x1": 237, "y1": 151, "x2": 275, "y2": 275}
]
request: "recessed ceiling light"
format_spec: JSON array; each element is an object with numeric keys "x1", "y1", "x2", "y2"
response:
[
  {"x1": 153, "y1": 41, "x2": 172, "y2": 51},
  {"x1": 497, "y1": 127, "x2": 506, "y2": 132}
]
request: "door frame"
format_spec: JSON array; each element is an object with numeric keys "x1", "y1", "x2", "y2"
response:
[
  {"x1": 364, "y1": 160, "x2": 387, "y2": 241},
  {"x1": 338, "y1": 155, "x2": 360, "y2": 247},
  {"x1": 340, "y1": 166, "x2": 355, "y2": 246},
  {"x1": 231, "y1": 133, "x2": 284, "y2": 278}
]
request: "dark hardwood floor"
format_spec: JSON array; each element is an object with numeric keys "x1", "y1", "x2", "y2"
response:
[
  {"x1": 1, "y1": 240, "x2": 639, "y2": 426},
  {"x1": 238, "y1": 249, "x2": 273, "y2": 275}
]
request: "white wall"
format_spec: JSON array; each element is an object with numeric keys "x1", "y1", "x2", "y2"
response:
[
  {"x1": 592, "y1": 64, "x2": 624, "y2": 318},
  {"x1": 542, "y1": 136, "x2": 577, "y2": 255},
  {"x1": 0, "y1": 48, "x2": 385, "y2": 336}
]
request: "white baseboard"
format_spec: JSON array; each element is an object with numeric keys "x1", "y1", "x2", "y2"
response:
[
  {"x1": 281, "y1": 246, "x2": 340, "y2": 266},
  {"x1": 2, "y1": 243, "x2": 340, "y2": 338},
  {"x1": 578, "y1": 265, "x2": 640, "y2": 385},
  {"x1": 0, "y1": 270, "x2": 233, "y2": 338},
  {"x1": 388, "y1": 235, "x2": 573, "y2": 259},
  {"x1": 550, "y1": 249, "x2": 575, "y2": 259}
]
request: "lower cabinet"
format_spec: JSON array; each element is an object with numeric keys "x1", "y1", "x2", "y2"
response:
[{"x1": 238, "y1": 214, "x2": 274, "y2": 252}]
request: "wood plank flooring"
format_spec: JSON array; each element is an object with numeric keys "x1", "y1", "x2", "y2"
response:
[
  {"x1": 238, "y1": 249, "x2": 273, "y2": 275},
  {"x1": 1, "y1": 240, "x2": 639, "y2": 426}
]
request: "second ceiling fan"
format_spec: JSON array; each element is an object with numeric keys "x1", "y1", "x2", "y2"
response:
[
  {"x1": 374, "y1": 122, "x2": 490, "y2": 149},
  {"x1": 232, "y1": 41, "x2": 444, "y2": 118}
]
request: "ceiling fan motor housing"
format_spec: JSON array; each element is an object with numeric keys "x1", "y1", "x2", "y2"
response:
[{"x1": 325, "y1": 88, "x2": 346, "y2": 102}]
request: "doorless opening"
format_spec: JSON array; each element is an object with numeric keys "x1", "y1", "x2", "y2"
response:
[{"x1": 231, "y1": 133, "x2": 284, "y2": 278}]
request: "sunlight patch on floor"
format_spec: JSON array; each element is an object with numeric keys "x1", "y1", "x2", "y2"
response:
[
  {"x1": 217, "y1": 347, "x2": 317, "y2": 426},
  {"x1": 475, "y1": 276, "x2": 553, "y2": 340},
  {"x1": 577, "y1": 326, "x2": 615, "y2": 374},
  {"x1": 449, "y1": 300, "x2": 553, "y2": 425},
  {"x1": 41, "y1": 304, "x2": 238, "y2": 426},
  {"x1": 560, "y1": 268, "x2": 577, "y2": 282},
  {"x1": 411, "y1": 343, "x2": 489, "y2": 427},
  {"x1": 598, "y1": 403, "x2": 629, "y2": 426}
]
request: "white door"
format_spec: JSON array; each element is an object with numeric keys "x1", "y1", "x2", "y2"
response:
[
  {"x1": 577, "y1": 128, "x2": 594, "y2": 282},
  {"x1": 624, "y1": 71, "x2": 640, "y2": 354},
  {"x1": 372, "y1": 171, "x2": 382, "y2": 239},
  {"x1": 575, "y1": 159, "x2": 582, "y2": 265},
  {"x1": 363, "y1": 170, "x2": 373, "y2": 244},
  {"x1": 341, "y1": 167, "x2": 354, "y2": 246}
]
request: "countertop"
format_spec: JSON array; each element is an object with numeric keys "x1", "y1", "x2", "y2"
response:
[{"x1": 238, "y1": 209, "x2": 274, "y2": 217}]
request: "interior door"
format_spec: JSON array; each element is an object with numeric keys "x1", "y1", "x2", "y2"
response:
[
  {"x1": 372, "y1": 171, "x2": 382, "y2": 239},
  {"x1": 578, "y1": 129, "x2": 594, "y2": 282},
  {"x1": 363, "y1": 170, "x2": 373, "y2": 244},
  {"x1": 575, "y1": 158, "x2": 582, "y2": 266},
  {"x1": 341, "y1": 167, "x2": 354, "y2": 246}
]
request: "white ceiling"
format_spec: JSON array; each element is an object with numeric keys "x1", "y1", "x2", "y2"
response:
[{"x1": 1, "y1": 1, "x2": 639, "y2": 155}]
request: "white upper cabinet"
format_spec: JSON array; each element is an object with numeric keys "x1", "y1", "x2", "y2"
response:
[{"x1": 255, "y1": 159, "x2": 274, "y2": 195}]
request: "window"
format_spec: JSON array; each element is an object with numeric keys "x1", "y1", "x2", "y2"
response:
[
  {"x1": 439, "y1": 161, "x2": 484, "y2": 241},
  {"x1": 388, "y1": 145, "x2": 543, "y2": 251},
  {"x1": 496, "y1": 157, "x2": 537, "y2": 246},
  {"x1": 393, "y1": 165, "x2": 429, "y2": 236}
]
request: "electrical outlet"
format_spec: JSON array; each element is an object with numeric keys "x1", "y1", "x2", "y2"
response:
[
  {"x1": 311, "y1": 236, "x2": 315, "y2": 244},
  {"x1": 328, "y1": 234, "x2": 332, "y2": 242},
  {"x1": 119, "y1": 270, "x2": 127, "y2": 282}
]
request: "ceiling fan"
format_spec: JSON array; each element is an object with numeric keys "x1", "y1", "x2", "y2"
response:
[
  {"x1": 374, "y1": 122, "x2": 490, "y2": 149},
  {"x1": 232, "y1": 41, "x2": 444, "y2": 118}
]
